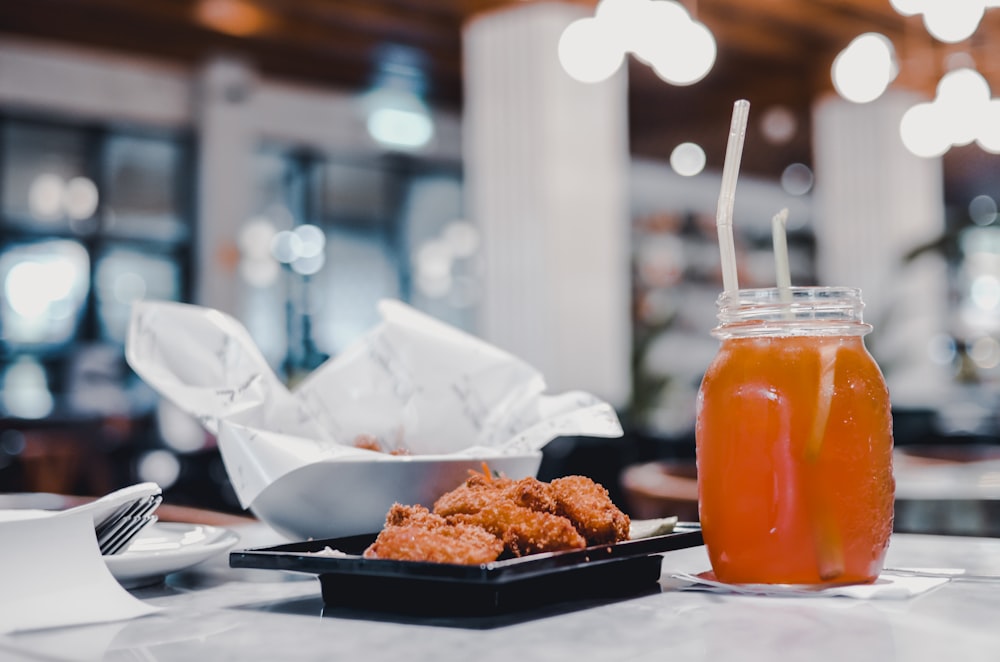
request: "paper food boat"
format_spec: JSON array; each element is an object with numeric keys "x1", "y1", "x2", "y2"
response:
[{"x1": 125, "y1": 299, "x2": 623, "y2": 540}]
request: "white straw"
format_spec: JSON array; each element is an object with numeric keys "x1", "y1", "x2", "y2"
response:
[
  {"x1": 715, "y1": 99, "x2": 751, "y2": 294},
  {"x1": 771, "y1": 207, "x2": 792, "y2": 295},
  {"x1": 772, "y1": 207, "x2": 793, "y2": 320}
]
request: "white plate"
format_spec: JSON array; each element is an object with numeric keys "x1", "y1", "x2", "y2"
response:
[{"x1": 105, "y1": 522, "x2": 239, "y2": 588}]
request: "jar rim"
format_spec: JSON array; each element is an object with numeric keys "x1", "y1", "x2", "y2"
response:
[
  {"x1": 717, "y1": 286, "x2": 863, "y2": 304},
  {"x1": 713, "y1": 286, "x2": 871, "y2": 338}
]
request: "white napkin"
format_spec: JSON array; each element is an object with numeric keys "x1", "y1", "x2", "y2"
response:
[
  {"x1": 126, "y1": 299, "x2": 623, "y2": 509},
  {"x1": 0, "y1": 511, "x2": 158, "y2": 635},
  {"x1": 670, "y1": 571, "x2": 949, "y2": 599}
]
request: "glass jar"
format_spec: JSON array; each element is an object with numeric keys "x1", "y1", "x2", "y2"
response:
[{"x1": 695, "y1": 287, "x2": 894, "y2": 585}]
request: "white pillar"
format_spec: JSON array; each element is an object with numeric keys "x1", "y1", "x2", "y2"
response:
[
  {"x1": 812, "y1": 90, "x2": 951, "y2": 406},
  {"x1": 463, "y1": 2, "x2": 631, "y2": 407},
  {"x1": 195, "y1": 57, "x2": 257, "y2": 316}
]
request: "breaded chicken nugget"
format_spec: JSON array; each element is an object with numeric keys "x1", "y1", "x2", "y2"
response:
[
  {"x1": 500, "y1": 477, "x2": 559, "y2": 513},
  {"x1": 432, "y1": 473, "x2": 511, "y2": 516},
  {"x1": 363, "y1": 524, "x2": 503, "y2": 564},
  {"x1": 549, "y1": 475, "x2": 631, "y2": 545},
  {"x1": 384, "y1": 502, "x2": 446, "y2": 528},
  {"x1": 364, "y1": 504, "x2": 503, "y2": 564},
  {"x1": 448, "y1": 501, "x2": 586, "y2": 557},
  {"x1": 434, "y1": 474, "x2": 556, "y2": 516}
]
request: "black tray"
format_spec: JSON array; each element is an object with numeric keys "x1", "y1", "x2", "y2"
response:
[{"x1": 230, "y1": 524, "x2": 703, "y2": 616}]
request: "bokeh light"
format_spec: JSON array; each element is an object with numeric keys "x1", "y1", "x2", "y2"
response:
[
  {"x1": 560, "y1": 0, "x2": 715, "y2": 86},
  {"x1": 558, "y1": 17, "x2": 626, "y2": 84},
  {"x1": 900, "y1": 68, "x2": 994, "y2": 157},
  {"x1": 64, "y1": 176, "x2": 99, "y2": 220},
  {"x1": 889, "y1": 0, "x2": 925, "y2": 16},
  {"x1": 970, "y1": 195, "x2": 998, "y2": 225},
  {"x1": 969, "y1": 335, "x2": 1000, "y2": 369},
  {"x1": 970, "y1": 273, "x2": 1000, "y2": 311},
  {"x1": 270, "y1": 230, "x2": 302, "y2": 264},
  {"x1": 899, "y1": 102, "x2": 951, "y2": 158},
  {"x1": 831, "y1": 33, "x2": 897, "y2": 104},
  {"x1": 760, "y1": 106, "x2": 797, "y2": 145},
  {"x1": 780, "y1": 163, "x2": 814, "y2": 196},
  {"x1": 28, "y1": 174, "x2": 65, "y2": 221},
  {"x1": 669, "y1": 142, "x2": 706, "y2": 176},
  {"x1": 927, "y1": 333, "x2": 957, "y2": 365},
  {"x1": 922, "y1": 0, "x2": 985, "y2": 43},
  {"x1": 137, "y1": 449, "x2": 181, "y2": 489},
  {"x1": 1, "y1": 357, "x2": 54, "y2": 419},
  {"x1": 367, "y1": 107, "x2": 434, "y2": 150}
]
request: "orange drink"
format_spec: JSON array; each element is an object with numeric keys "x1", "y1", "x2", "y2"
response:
[{"x1": 695, "y1": 287, "x2": 894, "y2": 585}]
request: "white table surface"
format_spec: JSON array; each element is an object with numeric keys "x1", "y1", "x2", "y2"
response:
[{"x1": 3, "y1": 524, "x2": 1000, "y2": 662}]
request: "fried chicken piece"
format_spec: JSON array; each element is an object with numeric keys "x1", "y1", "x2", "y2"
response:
[
  {"x1": 433, "y1": 473, "x2": 556, "y2": 515},
  {"x1": 432, "y1": 473, "x2": 512, "y2": 516},
  {"x1": 448, "y1": 501, "x2": 586, "y2": 557},
  {"x1": 383, "y1": 502, "x2": 444, "y2": 528},
  {"x1": 363, "y1": 504, "x2": 503, "y2": 565},
  {"x1": 501, "y1": 476, "x2": 559, "y2": 513},
  {"x1": 549, "y1": 475, "x2": 631, "y2": 545}
]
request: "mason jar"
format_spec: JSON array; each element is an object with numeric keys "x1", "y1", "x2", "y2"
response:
[{"x1": 695, "y1": 287, "x2": 895, "y2": 585}]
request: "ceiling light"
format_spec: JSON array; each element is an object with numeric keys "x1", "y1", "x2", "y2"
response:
[
  {"x1": 361, "y1": 50, "x2": 435, "y2": 151},
  {"x1": 923, "y1": 0, "x2": 985, "y2": 43},
  {"x1": 557, "y1": 17, "x2": 626, "y2": 83},
  {"x1": 936, "y1": 67, "x2": 991, "y2": 146},
  {"x1": 900, "y1": 66, "x2": 996, "y2": 157},
  {"x1": 603, "y1": 0, "x2": 690, "y2": 68},
  {"x1": 899, "y1": 102, "x2": 951, "y2": 158},
  {"x1": 831, "y1": 33, "x2": 897, "y2": 103},
  {"x1": 364, "y1": 92, "x2": 434, "y2": 150},
  {"x1": 648, "y1": 21, "x2": 716, "y2": 86},
  {"x1": 629, "y1": 0, "x2": 715, "y2": 86},
  {"x1": 889, "y1": 0, "x2": 926, "y2": 16},
  {"x1": 561, "y1": 0, "x2": 715, "y2": 86}
]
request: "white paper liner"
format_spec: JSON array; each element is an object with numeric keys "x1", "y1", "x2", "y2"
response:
[
  {"x1": 669, "y1": 571, "x2": 949, "y2": 599},
  {"x1": 126, "y1": 299, "x2": 623, "y2": 510},
  {"x1": 0, "y1": 511, "x2": 158, "y2": 634}
]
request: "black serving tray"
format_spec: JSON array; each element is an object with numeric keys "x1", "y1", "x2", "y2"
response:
[{"x1": 230, "y1": 524, "x2": 703, "y2": 616}]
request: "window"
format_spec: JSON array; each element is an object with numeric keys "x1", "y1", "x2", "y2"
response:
[
  {"x1": 0, "y1": 116, "x2": 194, "y2": 419},
  {"x1": 239, "y1": 147, "x2": 469, "y2": 381}
]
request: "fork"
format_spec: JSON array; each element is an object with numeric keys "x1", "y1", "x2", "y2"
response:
[
  {"x1": 56, "y1": 482, "x2": 163, "y2": 555},
  {"x1": 95, "y1": 493, "x2": 163, "y2": 555}
]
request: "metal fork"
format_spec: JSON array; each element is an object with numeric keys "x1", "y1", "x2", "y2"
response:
[
  {"x1": 95, "y1": 493, "x2": 163, "y2": 555},
  {"x1": 56, "y1": 482, "x2": 163, "y2": 555}
]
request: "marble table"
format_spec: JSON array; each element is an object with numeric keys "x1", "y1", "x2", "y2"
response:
[{"x1": 3, "y1": 525, "x2": 1000, "y2": 662}]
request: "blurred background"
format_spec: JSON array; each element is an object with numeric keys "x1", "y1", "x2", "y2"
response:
[{"x1": 1, "y1": 0, "x2": 1000, "y2": 528}]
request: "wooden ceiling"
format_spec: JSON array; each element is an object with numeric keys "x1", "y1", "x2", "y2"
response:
[{"x1": 2, "y1": 0, "x2": 1000, "y2": 183}]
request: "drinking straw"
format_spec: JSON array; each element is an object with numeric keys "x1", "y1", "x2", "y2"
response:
[
  {"x1": 804, "y1": 314, "x2": 845, "y2": 580},
  {"x1": 771, "y1": 207, "x2": 792, "y2": 298},
  {"x1": 715, "y1": 99, "x2": 751, "y2": 294},
  {"x1": 770, "y1": 208, "x2": 844, "y2": 579}
]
